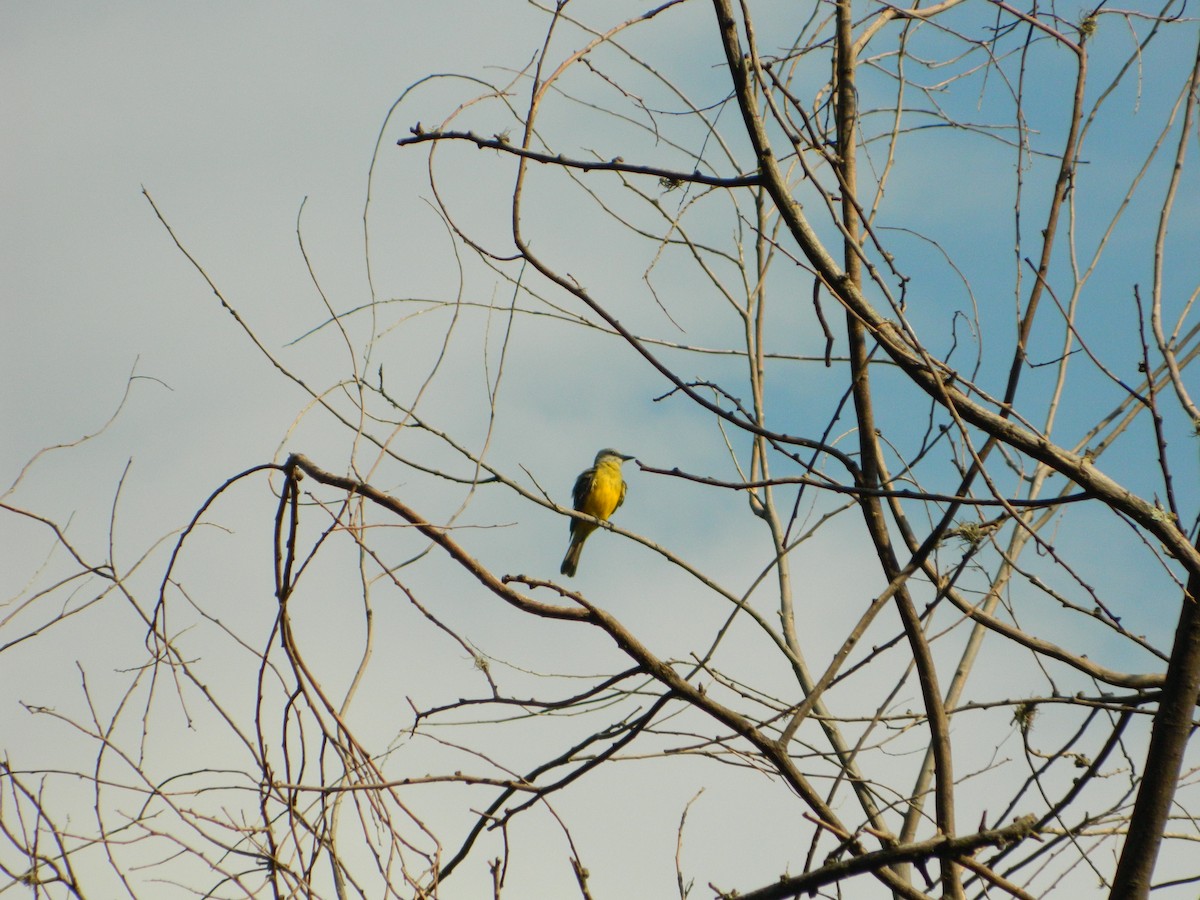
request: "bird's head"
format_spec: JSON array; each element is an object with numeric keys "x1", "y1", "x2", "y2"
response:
[{"x1": 595, "y1": 448, "x2": 634, "y2": 464}]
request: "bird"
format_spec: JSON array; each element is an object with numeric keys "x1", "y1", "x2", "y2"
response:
[{"x1": 560, "y1": 448, "x2": 634, "y2": 577}]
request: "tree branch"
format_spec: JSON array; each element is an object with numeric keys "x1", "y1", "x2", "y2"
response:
[
  {"x1": 397, "y1": 127, "x2": 761, "y2": 188},
  {"x1": 731, "y1": 816, "x2": 1039, "y2": 900}
]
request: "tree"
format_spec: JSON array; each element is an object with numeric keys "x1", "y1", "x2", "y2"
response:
[{"x1": 3, "y1": 2, "x2": 1199, "y2": 898}]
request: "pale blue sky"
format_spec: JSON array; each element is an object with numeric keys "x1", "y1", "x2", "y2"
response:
[{"x1": 3, "y1": 3, "x2": 1198, "y2": 898}]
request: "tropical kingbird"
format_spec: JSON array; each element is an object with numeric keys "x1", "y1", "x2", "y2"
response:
[{"x1": 560, "y1": 448, "x2": 634, "y2": 577}]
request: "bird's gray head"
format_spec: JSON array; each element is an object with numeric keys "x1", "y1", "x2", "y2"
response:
[{"x1": 595, "y1": 448, "x2": 634, "y2": 464}]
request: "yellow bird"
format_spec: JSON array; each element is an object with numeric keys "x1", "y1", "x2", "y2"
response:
[{"x1": 560, "y1": 448, "x2": 634, "y2": 577}]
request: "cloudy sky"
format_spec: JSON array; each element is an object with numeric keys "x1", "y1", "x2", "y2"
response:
[
  {"x1": 4, "y1": 5, "x2": 812, "y2": 896},
  {"x1": 4, "y1": 3, "x2": 1199, "y2": 898}
]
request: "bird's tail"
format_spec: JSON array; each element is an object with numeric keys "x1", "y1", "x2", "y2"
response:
[{"x1": 560, "y1": 538, "x2": 584, "y2": 577}]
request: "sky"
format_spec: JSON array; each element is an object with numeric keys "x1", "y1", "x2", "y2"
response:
[
  {"x1": 1, "y1": 5, "x2": 802, "y2": 897},
  {"x1": 3, "y1": 2, "x2": 1199, "y2": 898}
]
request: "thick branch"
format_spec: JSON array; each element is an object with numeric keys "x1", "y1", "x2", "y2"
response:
[
  {"x1": 1109, "y1": 535, "x2": 1200, "y2": 900},
  {"x1": 285, "y1": 453, "x2": 588, "y2": 623},
  {"x1": 732, "y1": 816, "x2": 1038, "y2": 900},
  {"x1": 755, "y1": 0, "x2": 962, "y2": 891}
]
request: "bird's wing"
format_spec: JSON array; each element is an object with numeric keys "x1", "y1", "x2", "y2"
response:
[
  {"x1": 616, "y1": 478, "x2": 627, "y2": 510},
  {"x1": 572, "y1": 466, "x2": 596, "y2": 511}
]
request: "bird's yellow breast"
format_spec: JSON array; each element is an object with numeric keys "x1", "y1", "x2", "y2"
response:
[{"x1": 580, "y1": 460, "x2": 626, "y2": 521}]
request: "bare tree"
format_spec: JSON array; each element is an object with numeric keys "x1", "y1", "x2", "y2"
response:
[{"x1": 4, "y1": 2, "x2": 1199, "y2": 899}]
